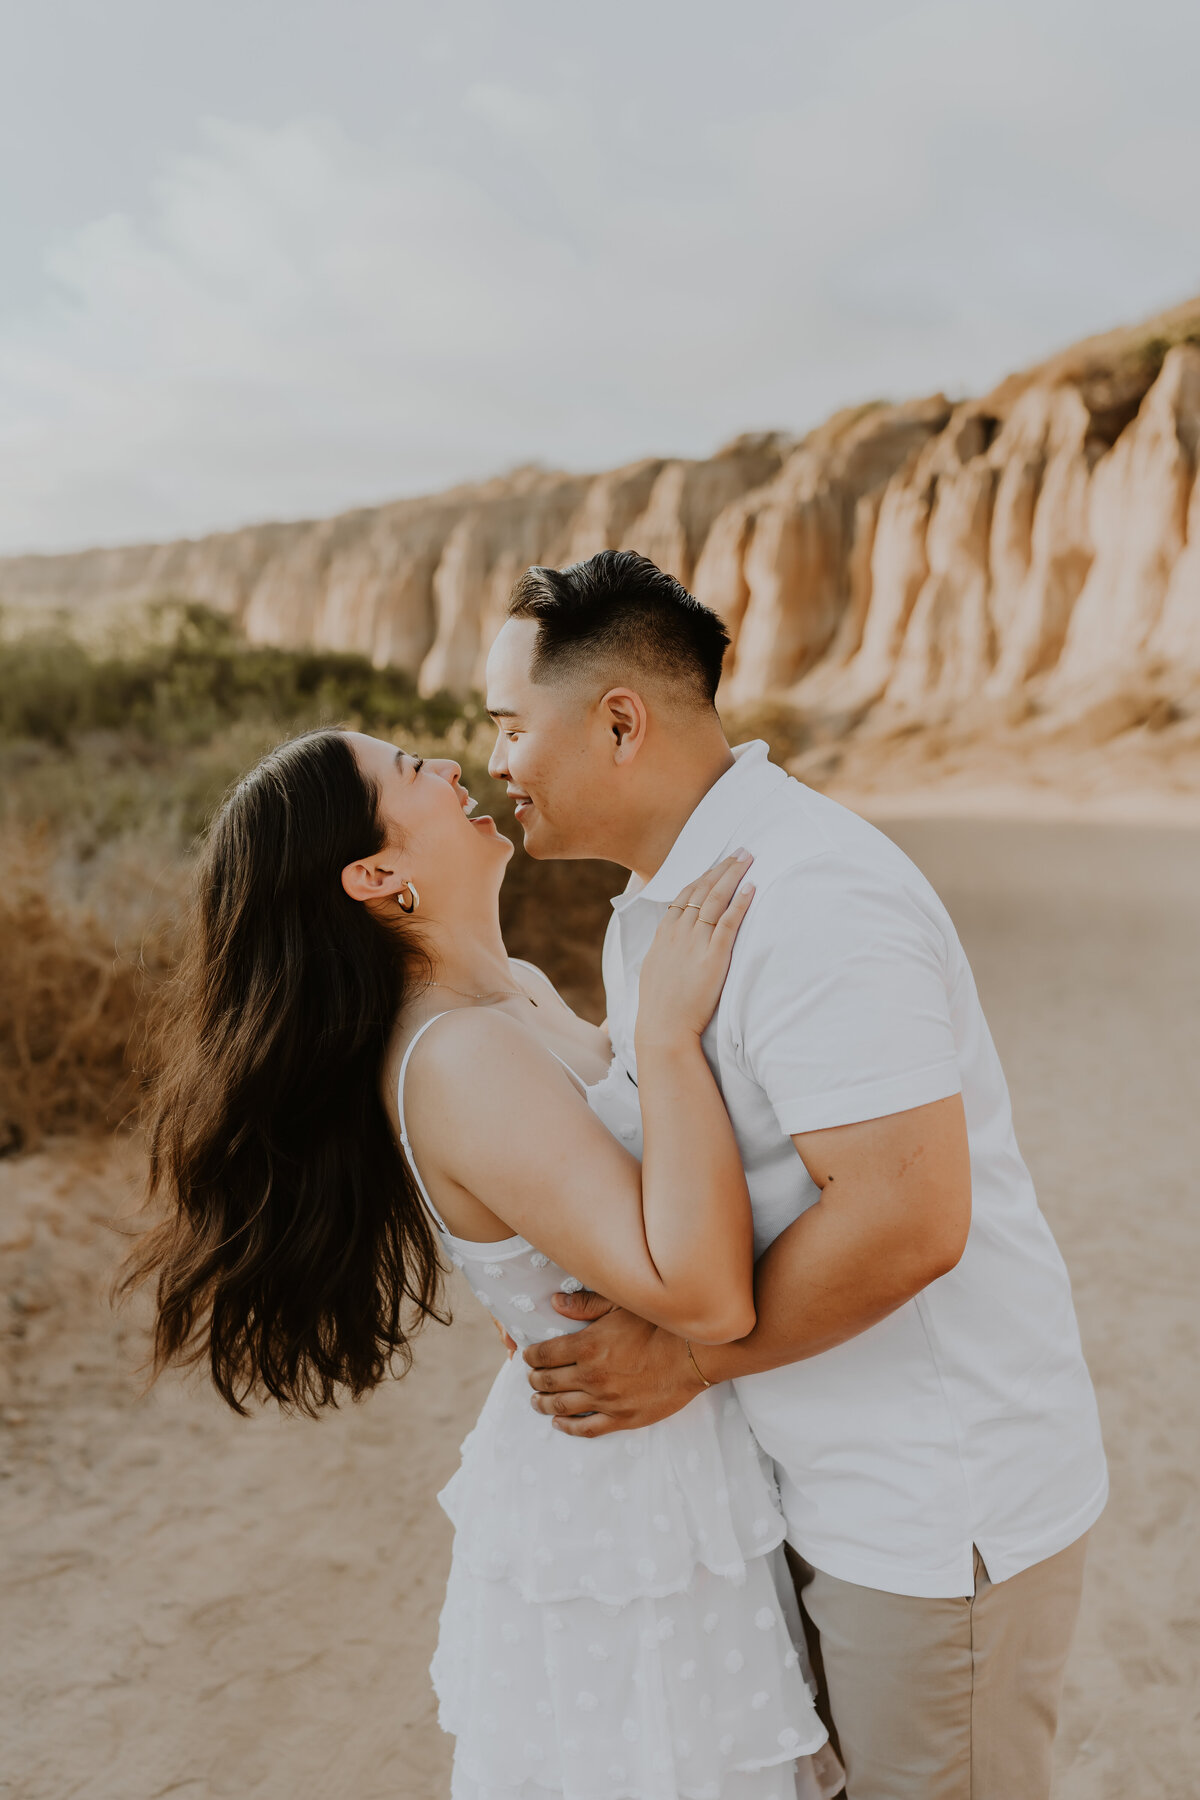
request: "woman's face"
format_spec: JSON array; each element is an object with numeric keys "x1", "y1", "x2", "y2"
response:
[{"x1": 346, "y1": 733, "x2": 513, "y2": 909}]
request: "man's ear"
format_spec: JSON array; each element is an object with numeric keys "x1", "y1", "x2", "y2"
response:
[
  {"x1": 341, "y1": 858, "x2": 403, "y2": 904},
  {"x1": 600, "y1": 688, "x2": 649, "y2": 763}
]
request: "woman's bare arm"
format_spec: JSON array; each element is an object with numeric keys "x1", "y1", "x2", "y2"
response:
[{"x1": 405, "y1": 857, "x2": 756, "y2": 1344}]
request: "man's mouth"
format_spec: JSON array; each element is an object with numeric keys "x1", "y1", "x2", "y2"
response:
[{"x1": 508, "y1": 791, "x2": 534, "y2": 821}]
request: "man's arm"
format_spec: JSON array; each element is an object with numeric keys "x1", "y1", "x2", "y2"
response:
[
  {"x1": 525, "y1": 1094, "x2": 971, "y2": 1434},
  {"x1": 707, "y1": 1092, "x2": 971, "y2": 1376}
]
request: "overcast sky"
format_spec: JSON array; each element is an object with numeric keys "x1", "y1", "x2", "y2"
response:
[{"x1": 1, "y1": 0, "x2": 1197, "y2": 554}]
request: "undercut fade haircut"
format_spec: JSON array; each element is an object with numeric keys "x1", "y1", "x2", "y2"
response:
[{"x1": 507, "y1": 550, "x2": 730, "y2": 709}]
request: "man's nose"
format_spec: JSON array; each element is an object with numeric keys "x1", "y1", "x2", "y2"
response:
[{"x1": 487, "y1": 735, "x2": 508, "y2": 781}]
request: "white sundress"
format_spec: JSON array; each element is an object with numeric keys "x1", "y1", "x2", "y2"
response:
[{"x1": 397, "y1": 1013, "x2": 842, "y2": 1800}]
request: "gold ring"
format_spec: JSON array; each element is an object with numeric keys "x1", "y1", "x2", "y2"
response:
[{"x1": 683, "y1": 902, "x2": 703, "y2": 911}]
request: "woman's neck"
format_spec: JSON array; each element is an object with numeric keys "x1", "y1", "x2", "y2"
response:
[{"x1": 416, "y1": 902, "x2": 518, "y2": 1000}]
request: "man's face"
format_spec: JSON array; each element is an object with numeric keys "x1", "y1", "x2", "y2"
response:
[{"x1": 485, "y1": 619, "x2": 613, "y2": 860}]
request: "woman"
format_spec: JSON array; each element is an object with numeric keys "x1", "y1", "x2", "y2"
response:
[{"x1": 130, "y1": 727, "x2": 840, "y2": 1800}]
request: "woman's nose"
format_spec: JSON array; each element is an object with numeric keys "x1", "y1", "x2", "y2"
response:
[{"x1": 425, "y1": 758, "x2": 462, "y2": 785}]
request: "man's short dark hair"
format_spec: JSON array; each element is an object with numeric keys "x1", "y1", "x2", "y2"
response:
[{"x1": 506, "y1": 550, "x2": 730, "y2": 708}]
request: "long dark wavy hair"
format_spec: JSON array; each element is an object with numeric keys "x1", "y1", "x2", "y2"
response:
[{"x1": 122, "y1": 728, "x2": 445, "y2": 1414}]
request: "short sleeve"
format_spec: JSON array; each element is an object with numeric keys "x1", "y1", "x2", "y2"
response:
[{"x1": 730, "y1": 858, "x2": 963, "y2": 1136}]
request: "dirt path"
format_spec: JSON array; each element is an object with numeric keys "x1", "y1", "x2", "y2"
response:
[
  {"x1": 1, "y1": 818, "x2": 1197, "y2": 1799},
  {"x1": 0, "y1": 1138, "x2": 500, "y2": 1800}
]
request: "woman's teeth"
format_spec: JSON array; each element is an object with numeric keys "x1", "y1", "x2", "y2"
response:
[{"x1": 464, "y1": 795, "x2": 477, "y2": 815}]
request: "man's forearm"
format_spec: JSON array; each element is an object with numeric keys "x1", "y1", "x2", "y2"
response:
[
  {"x1": 695, "y1": 1099, "x2": 972, "y2": 1382},
  {"x1": 525, "y1": 1097, "x2": 972, "y2": 1435},
  {"x1": 687, "y1": 1180, "x2": 951, "y2": 1383}
]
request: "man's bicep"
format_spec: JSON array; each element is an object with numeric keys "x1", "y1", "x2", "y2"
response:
[{"x1": 789, "y1": 1095, "x2": 972, "y2": 1269}]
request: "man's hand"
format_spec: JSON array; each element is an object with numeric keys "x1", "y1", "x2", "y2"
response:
[{"x1": 524, "y1": 1291, "x2": 706, "y2": 1436}]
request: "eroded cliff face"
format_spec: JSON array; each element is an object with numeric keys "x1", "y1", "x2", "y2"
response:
[{"x1": 3, "y1": 299, "x2": 1198, "y2": 737}]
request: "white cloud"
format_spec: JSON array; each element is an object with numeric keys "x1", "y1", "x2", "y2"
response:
[{"x1": 1, "y1": 1, "x2": 1198, "y2": 553}]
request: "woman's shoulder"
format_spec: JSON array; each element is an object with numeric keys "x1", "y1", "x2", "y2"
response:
[
  {"x1": 384, "y1": 1006, "x2": 547, "y2": 1161},
  {"x1": 385, "y1": 1002, "x2": 511, "y2": 1115},
  {"x1": 398, "y1": 1003, "x2": 554, "y2": 1097},
  {"x1": 400, "y1": 999, "x2": 522, "y2": 1059}
]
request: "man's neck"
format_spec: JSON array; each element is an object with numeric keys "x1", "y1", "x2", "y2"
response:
[{"x1": 625, "y1": 736, "x2": 736, "y2": 885}]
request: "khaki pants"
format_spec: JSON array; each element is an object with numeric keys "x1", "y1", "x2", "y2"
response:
[{"x1": 788, "y1": 1535, "x2": 1088, "y2": 1800}]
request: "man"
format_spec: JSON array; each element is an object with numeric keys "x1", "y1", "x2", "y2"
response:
[{"x1": 484, "y1": 549, "x2": 1107, "y2": 1800}]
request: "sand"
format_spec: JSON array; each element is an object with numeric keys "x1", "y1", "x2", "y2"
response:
[{"x1": 1, "y1": 817, "x2": 1198, "y2": 1800}]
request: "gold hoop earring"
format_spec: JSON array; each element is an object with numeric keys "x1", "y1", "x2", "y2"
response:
[{"x1": 396, "y1": 881, "x2": 420, "y2": 914}]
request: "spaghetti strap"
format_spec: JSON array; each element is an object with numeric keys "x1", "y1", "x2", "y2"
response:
[
  {"x1": 508, "y1": 956, "x2": 564, "y2": 1007},
  {"x1": 396, "y1": 1008, "x2": 589, "y2": 1235},
  {"x1": 396, "y1": 1012, "x2": 457, "y2": 1233}
]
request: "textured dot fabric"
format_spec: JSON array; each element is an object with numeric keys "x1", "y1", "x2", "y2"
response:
[{"x1": 397, "y1": 1024, "x2": 840, "y2": 1800}]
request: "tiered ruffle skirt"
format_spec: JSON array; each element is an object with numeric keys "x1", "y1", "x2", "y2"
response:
[{"x1": 431, "y1": 1356, "x2": 842, "y2": 1800}]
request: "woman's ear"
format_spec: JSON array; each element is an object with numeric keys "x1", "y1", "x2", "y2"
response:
[
  {"x1": 600, "y1": 688, "x2": 649, "y2": 763},
  {"x1": 341, "y1": 858, "x2": 404, "y2": 904}
]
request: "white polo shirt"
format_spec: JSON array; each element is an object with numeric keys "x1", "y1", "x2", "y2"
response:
[{"x1": 603, "y1": 741, "x2": 1108, "y2": 1599}]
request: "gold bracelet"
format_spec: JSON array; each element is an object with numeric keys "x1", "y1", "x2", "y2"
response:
[{"x1": 685, "y1": 1339, "x2": 712, "y2": 1388}]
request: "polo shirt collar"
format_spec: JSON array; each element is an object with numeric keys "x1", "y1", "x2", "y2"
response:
[{"x1": 612, "y1": 741, "x2": 789, "y2": 911}]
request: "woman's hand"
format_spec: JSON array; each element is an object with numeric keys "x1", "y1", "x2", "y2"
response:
[{"x1": 637, "y1": 853, "x2": 755, "y2": 1046}]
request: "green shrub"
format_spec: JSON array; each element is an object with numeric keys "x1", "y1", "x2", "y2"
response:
[
  {"x1": 0, "y1": 601, "x2": 467, "y2": 748},
  {"x1": 0, "y1": 606, "x2": 624, "y2": 1147}
]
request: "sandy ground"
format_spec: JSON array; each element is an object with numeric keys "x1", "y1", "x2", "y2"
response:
[{"x1": 1, "y1": 817, "x2": 1198, "y2": 1800}]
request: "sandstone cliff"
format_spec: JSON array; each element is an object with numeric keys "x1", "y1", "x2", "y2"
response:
[{"x1": 3, "y1": 299, "x2": 1198, "y2": 743}]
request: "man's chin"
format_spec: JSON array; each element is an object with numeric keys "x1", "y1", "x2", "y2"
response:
[
  {"x1": 521, "y1": 836, "x2": 590, "y2": 862},
  {"x1": 520, "y1": 826, "x2": 554, "y2": 861},
  {"x1": 519, "y1": 820, "x2": 573, "y2": 862}
]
